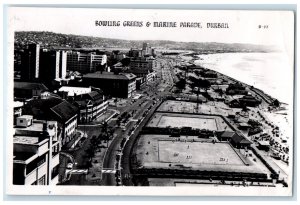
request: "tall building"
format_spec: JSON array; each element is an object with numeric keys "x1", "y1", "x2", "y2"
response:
[
  {"x1": 67, "y1": 52, "x2": 107, "y2": 73},
  {"x1": 13, "y1": 116, "x2": 61, "y2": 185},
  {"x1": 39, "y1": 50, "x2": 68, "y2": 83},
  {"x1": 39, "y1": 50, "x2": 60, "y2": 82},
  {"x1": 20, "y1": 44, "x2": 40, "y2": 81},
  {"x1": 59, "y1": 51, "x2": 67, "y2": 79},
  {"x1": 142, "y1": 42, "x2": 149, "y2": 50}
]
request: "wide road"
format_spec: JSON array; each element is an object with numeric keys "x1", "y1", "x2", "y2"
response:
[
  {"x1": 120, "y1": 57, "x2": 175, "y2": 186},
  {"x1": 102, "y1": 85, "x2": 158, "y2": 185}
]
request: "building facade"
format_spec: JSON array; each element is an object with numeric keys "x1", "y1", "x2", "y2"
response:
[
  {"x1": 22, "y1": 98, "x2": 78, "y2": 147},
  {"x1": 67, "y1": 51, "x2": 107, "y2": 73},
  {"x1": 73, "y1": 91, "x2": 109, "y2": 123},
  {"x1": 20, "y1": 44, "x2": 40, "y2": 81},
  {"x1": 13, "y1": 117, "x2": 61, "y2": 185},
  {"x1": 82, "y1": 72, "x2": 136, "y2": 98}
]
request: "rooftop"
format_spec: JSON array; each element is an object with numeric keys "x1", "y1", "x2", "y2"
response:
[
  {"x1": 83, "y1": 72, "x2": 136, "y2": 81},
  {"x1": 221, "y1": 131, "x2": 237, "y2": 138},
  {"x1": 231, "y1": 134, "x2": 252, "y2": 144},
  {"x1": 51, "y1": 100, "x2": 78, "y2": 122},
  {"x1": 13, "y1": 151, "x2": 37, "y2": 163},
  {"x1": 58, "y1": 86, "x2": 92, "y2": 96},
  {"x1": 23, "y1": 97, "x2": 77, "y2": 122},
  {"x1": 13, "y1": 135, "x2": 48, "y2": 145},
  {"x1": 14, "y1": 81, "x2": 48, "y2": 91},
  {"x1": 14, "y1": 101, "x2": 24, "y2": 108}
]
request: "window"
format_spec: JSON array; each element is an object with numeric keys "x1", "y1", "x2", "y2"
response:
[
  {"x1": 51, "y1": 165, "x2": 59, "y2": 179},
  {"x1": 19, "y1": 119, "x2": 23, "y2": 123},
  {"x1": 38, "y1": 175, "x2": 46, "y2": 185}
]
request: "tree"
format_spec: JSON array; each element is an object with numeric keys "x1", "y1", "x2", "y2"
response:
[
  {"x1": 99, "y1": 121, "x2": 114, "y2": 147},
  {"x1": 273, "y1": 99, "x2": 280, "y2": 107}
]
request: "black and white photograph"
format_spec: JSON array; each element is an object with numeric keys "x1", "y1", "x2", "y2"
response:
[{"x1": 5, "y1": 7, "x2": 294, "y2": 196}]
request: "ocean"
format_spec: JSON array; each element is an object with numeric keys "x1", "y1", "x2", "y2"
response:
[{"x1": 194, "y1": 52, "x2": 294, "y2": 105}]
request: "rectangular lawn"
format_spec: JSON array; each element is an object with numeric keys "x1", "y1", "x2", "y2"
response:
[
  {"x1": 157, "y1": 115, "x2": 217, "y2": 130},
  {"x1": 158, "y1": 141, "x2": 244, "y2": 166}
]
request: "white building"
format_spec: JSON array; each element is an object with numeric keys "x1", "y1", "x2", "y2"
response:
[
  {"x1": 13, "y1": 117, "x2": 61, "y2": 185},
  {"x1": 58, "y1": 86, "x2": 92, "y2": 97}
]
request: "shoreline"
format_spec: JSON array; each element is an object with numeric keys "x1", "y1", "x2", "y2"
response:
[{"x1": 190, "y1": 53, "x2": 286, "y2": 106}]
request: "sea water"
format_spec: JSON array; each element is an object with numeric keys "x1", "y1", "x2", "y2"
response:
[{"x1": 194, "y1": 52, "x2": 294, "y2": 105}]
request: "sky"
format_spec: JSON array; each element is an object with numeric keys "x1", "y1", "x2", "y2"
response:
[{"x1": 8, "y1": 7, "x2": 294, "y2": 49}]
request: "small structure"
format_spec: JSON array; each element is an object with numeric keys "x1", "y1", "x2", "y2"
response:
[
  {"x1": 16, "y1": 115, "x2": 33, "y2": 127},
  {"x1": 230, "y1": 133, "x2": 252, "y2": 149},
  {"x1": 238, "y1": 122, "x2": 251, "y2": 130},
  {"x1": 218, "y1": 131, "x2": 239, "y2": 142},
  {"x1": 257, "y1": 141, "x2": 270, "y2": 152}
]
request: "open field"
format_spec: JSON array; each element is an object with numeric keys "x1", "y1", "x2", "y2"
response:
[
  {"x1": 157, "y1": 100, "x2": 242, "y2": 116},
  {"x1": 158, "y1": 141, "x2": 244, "y2": 165},
  {"x1": 133, "y1": 135, "x2": 271, "y2": 175},
  {"x1": 146, "y1": 112, "x2": 232, "y2": 131},
  {"x1": 158, "y1": 116, "x2": 217, "y2": 130}
]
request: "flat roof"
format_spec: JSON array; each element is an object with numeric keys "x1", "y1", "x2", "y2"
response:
[
  {"x1": 15, "y1": 120, "x2": 57, "y2": 132},
  {"x1": 13, "y1": 136, "x2": 48, "y2": 145},
  {"x1": 83, "y1": 72, "x2": 136, "y2": 80},
  {"x1": 14, "y1": 101, "x2": 24, "y2": 108},
  {"x1": 14, "y1": 81, "x2": 48, "y2": 91},
  {"x1": 258, "y1": 141, "x2": 270, "y2": 146},
  {"x1": 18, "y1": 115, "x2": 33, "y2": 119},
  {"x1": 14, "y1": 152, "x2": 37, "y2": 163}
]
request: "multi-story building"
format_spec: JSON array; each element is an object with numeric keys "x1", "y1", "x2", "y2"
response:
[
  {"x1": 20, "y1": 44, "x2": 40, "y2": 81},
  {"x1": 73, "y1": 90, "x2": 108, "y2": 123},
  {"x1": 22, "y1": 97, "x2": 78, "y2": 147},
  {"x1": 39, "y1": 50, "x2": 67, "y2": 83},
  {"x1": 128, "y1": 49, "x2": 142, "y2": 58},
  {"x1": 129, "y1": 57, "x2": 154, "y2": 71},
  {"x1": 82, "y1": 72, "x2": 136, "y2": 98},
  {"x1": 13, "y1": 116, "x2": 61, "y2": 185},
  {"x1": 67, "y1": 51, "x2": 107, "y2": 73}
]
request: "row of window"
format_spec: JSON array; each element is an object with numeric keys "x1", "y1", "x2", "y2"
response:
[{"x1": 31, "y1": 174, "x2": 46, "y2": 185}]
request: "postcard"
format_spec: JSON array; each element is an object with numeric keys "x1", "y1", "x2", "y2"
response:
[{"x1": 5, "y1": 7, "x2": 294, "y2": 196}]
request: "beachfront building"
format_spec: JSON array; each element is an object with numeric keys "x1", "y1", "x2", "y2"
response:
[
  {"x1": 217, "y1": 131, "x2": 239, "y2": 142},
  {"x1": 13, "y1": 116, "x2": 61, "y2": 185},
  {"x1": 230, "y1": 133, "x2": 252, "y2": 149},
  {"x1": 239, "y1": 95, "x2": 262, "y2": 107},
  {"x1": 22, "y1": 97, "x2": 78, "y2": 146},
  {"x1": 82, "y1": 72, "x2": 136, "y2": 98},
  {"x1": 226, "y1": 82, "x2": 248, "y2": 95}
]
